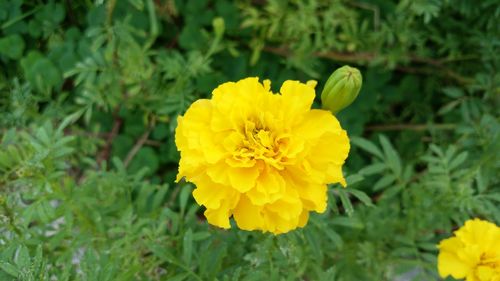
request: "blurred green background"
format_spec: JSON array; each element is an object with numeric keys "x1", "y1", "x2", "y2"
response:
[{"x1": 0, "y1": 0, "x2": 498, "y2": 280}]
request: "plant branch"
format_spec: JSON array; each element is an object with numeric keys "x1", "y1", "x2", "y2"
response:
[
  {"x1": 97, "y1": 106, "x2": 123, "y2": 167},
  {"x1": 124, "y1": 127, "x2": 153, "y2": 168},
  {"x1": 366, "y1": 123, "x2": 456, "y2": 131},
  {"x1": 262, "y1": 46, "x2": 473, "y2": 84}
]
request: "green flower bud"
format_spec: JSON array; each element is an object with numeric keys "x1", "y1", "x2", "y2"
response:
[
  {"x1": 212, "y1": 17, "x2": 225, "y2": 39},
  {"x1": 321, "y1": 65, "x2": 362, "y2": 114}
]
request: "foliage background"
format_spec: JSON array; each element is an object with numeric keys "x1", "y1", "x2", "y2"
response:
[{"x1": 0, "y1": 0, "x2": 498, "y2": 280}]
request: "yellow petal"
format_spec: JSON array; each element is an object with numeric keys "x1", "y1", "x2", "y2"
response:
[
  {"x1": 466, "y1": 273, "x2": 478, "y2": 281},
  {"x1": 306, "y1": 80, "x2": 317, "y2": 88},
  {"x1": 298, "y1": 210, "x2": 309, "y2": 228},
  {"x1": 204, "y1": 202, "x2": 233, "y2": 229},
  {"x1": 206, "y1": 162, "x2": 229, "y2": 185},
  {"x1": 228, "y1": 166, "x2": 260, "y2": 193},
  {"x1": 191, "y1": 175, "x2": 238, "y2": 209},
  {"x1": 233, "y1": 195, "x2": 265, "y2": 231},
  {"x1": 279, "y1": 80, "x2": 316, "y2": 124},
  {"x1": 246, "y1": 170, "x2": 285, "y2": 205},
  {"x1": 313, "y1": 130, "x2": 350, "y2": 165},
  {"x1": 326, "y1": 165, "x2": 347, "y2": 187},
  {"x1": 438, "y1": 251, "x2": 471, "y2": 279},
  {"x1": 456, "y1": 218, "x2": 494, "y2": 246},
  {"x1": 458, "y1": 245, "x2": 481, "y2": 267},
  {"x1": 476, "y1": 265, "x2": 496, "y2": 281},
  {"x1": 176, "y1": 99, "x2": 227, "y2": 164},
  {"x1": 211, "y1": 78, "x2": 269, "y2": 124},
  {"x1": 296, "y1": 182, "x2": 328, "y2": 213},
  {"x1": 438, "y1": 237, "x2": 463, "y2": 252},
  {"x1": 294, "y1": 110, "x2": 342, "y2": 138},
  {"x1": 262, "y1": 210, "x2": 296, "y2": 234},
  {"x1": 265, "y1": 189, "x2": 302, "y2": 220}
]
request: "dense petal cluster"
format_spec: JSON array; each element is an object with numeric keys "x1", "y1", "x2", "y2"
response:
[
  {"x1": 438, "y1": 218, "x2": 500, "y2": 281},
  {"x1": 175, "y1": 78, "x2": 350, "y2": 234}
]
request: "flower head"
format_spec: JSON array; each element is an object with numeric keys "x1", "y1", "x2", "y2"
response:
[
  {"x1": 438, "y1": 218, "x2": 500, "y2": 281},
  {"x1": 175, "y1": 77, "x2": 350, "y2": 234}
]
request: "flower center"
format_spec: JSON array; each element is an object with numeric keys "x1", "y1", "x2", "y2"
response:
[
  {"x1": 230, "y1": 119, "x2": 289, "y2": 169},
  {"x1": 254, "y1": 129, "x2": 273, "y2": 148}
]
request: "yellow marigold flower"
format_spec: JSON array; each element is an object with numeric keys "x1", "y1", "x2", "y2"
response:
[
  {"x1": 175, "y1": 77, "x2": 350, "y2": 234},
  {"x1": 437, "y1": 218, "x2": 500, "y2": 281}
]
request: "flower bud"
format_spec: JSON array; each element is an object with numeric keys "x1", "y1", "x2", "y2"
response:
[
  {"x1": 321, "y1": 65, "x2": 362, "y2": 114},
  {"x1": 212, "y1": 17, "x2": 225, "y2": 39}
]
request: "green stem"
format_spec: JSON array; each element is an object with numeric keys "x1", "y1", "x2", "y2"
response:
[{"x1": 1, "y1": 6, "x2": 41, "y2": 30}]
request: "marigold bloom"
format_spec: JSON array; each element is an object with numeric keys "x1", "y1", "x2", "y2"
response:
[
  {"x1": 437, "y1": 218, "x2": 500, "y2": 281},
  {"x1": 175, "y1": 77, "x2": 350, "y2": 234}
]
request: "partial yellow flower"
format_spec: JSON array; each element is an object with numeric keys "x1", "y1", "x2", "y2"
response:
[
  {"x1": 438, "y1": 218, "x2": 500, "y2": 281},
  {"x1": 175, "y1": 77, "x2": 350, "y2": 234}
]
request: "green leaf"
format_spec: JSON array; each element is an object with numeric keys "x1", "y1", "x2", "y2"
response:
[
  {"x1": 484, "y1": 193, "x2": 500, "y2": 203},
  {"x1": 167, "y1": 273, "x2": 191, "y2": 281},
  {"x1": 0, "y1": 262, "x2": 19, "y2": 277},
  {"x1": 33, "y1": 245, "x2": 43, "y2": 270},
  {"x1": 381, "y1": 184, "x2": 404, "y2": 199},
  {"x1": 14, "y1": 245, "x2": 30, "y2": 268},
  {"x1": 20, "y1": 51, "x2": 63, "y2": 93},
  {"x1": 128, "y1": 147, "x2": 159, "y2": 175},
  {"x1": 345, "y1": 174, "x2": 364, "y2": 186},
  {"x1": 179, "y1": 25, "x2": 205, "y2": 50},
  {"x1": 199, "y1": 240, "x2": 226, "y2": 280},
  {"x1": 337, "y1": 188, "x2": 354, "y2": 216},
  {"x1": 379, "y1": 135, "x2": 402, "y2": 177},
  {"x1": 36, "y1": 200, "x2": 55, "y2": 223},
  {"x1": 449, "y1": 151, "x2": 468, "y2": 170},
  {"x1": 475, "y1": 169, "x2": 487, "y2": 193},
  {"x1": 438, "y1": 100, "x2": 461, "y2": 115},
  {"x1": 373, "y1": 174, "x2": 396, "y2": 191},
  {"x1": 418, "y1": 242, "x2": 438, "y2": 252},
  {"x1": 347, "y1": 189, "x2": 374, "y2": 206},
  {"x1": 57, "y1": 109, "x2": 85, "y2": 134},
  {"x1": 359, "y1": 163, "x2": 387, "y2": 176},
  {"x1": 320, "y1": 227, "x2": 343, "y2": 248},
  {"x1": 151, "y1": 123, "x2": 169, "y2": 140},
  {"x1": 192, "y1": 232, "x2": 211, "y2": 241},
  {"x1": 304, "y1": 228, "x2": 322, "y2": 257},
  {"x1": 182, "y1": 229, "x2": 193, "y2": 266},
  {"x1": 151, "y1": 184, "x2": 169, "y2": 210},
  {"x1": 146, "y1": 0, "x2": 159, "y2": 40},
  {"x1": 442, "y1": 87, "x2": 464, "y2": 98},
  {"x1": 351, "y1": 137, "x2": 383, "y2": 159},
  {"x1": 331, "y1": 216, "x2": 363, "y2": 229},
  {"x1": 179, "y1": 184, "x2": 193, "y2": 215},
  {"x1": 0, "y1": 34, "x2": 24, "y2": 59}
]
